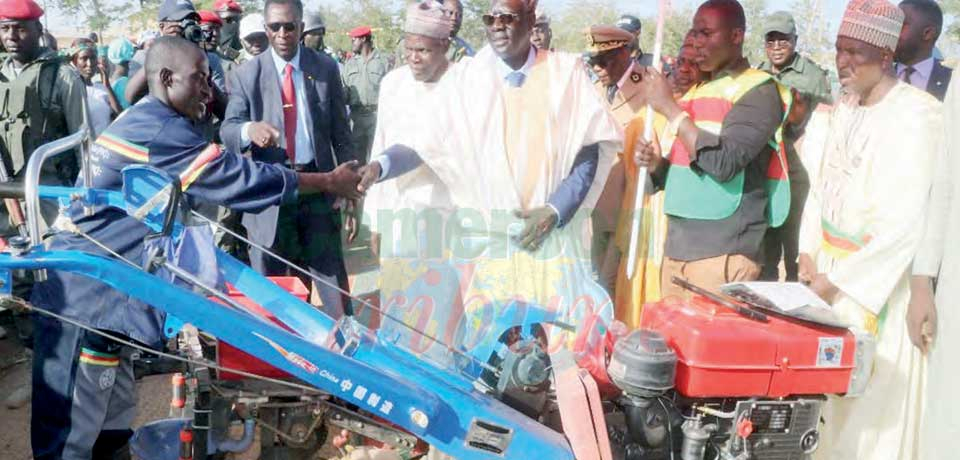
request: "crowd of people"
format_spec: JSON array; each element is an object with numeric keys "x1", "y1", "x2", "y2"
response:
[{"x1": 0, "y1": 0, "x2": 957, "y2": 458}]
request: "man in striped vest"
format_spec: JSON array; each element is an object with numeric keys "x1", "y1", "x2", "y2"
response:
[{"x1": 635, "y1": 0, "x2": 791, "y2": 298}]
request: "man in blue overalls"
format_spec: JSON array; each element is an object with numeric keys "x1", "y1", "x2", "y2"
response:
[{"x1": 29, "y1": 36, "x2": 362, "y2": 459}]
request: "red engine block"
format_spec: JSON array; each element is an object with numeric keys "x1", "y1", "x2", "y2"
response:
[{"x1": 638, "y1": 296, "x2": 856, "y2": 398}]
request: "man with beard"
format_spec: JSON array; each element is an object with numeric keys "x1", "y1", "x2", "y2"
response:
[
  {"x1": 635, "y1": 0, "x2": 791, "y2": 298},
  {"x1": 795, "y1": 1, "x2": 941, "y2": 458},
  {"x1": 359, "y1": 0, "x2": 622, "y2": 358},
  {"x1": 29, "y1": 36, "x2": 362, "y2": 460},
  {"x1": 222, "y1": 0, "x2": 358, "y2": 318}
]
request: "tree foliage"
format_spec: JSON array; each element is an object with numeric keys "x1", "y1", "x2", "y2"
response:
[
  {"x1": 75, "y1": 0, "x2": 950, "y2": 71},
  {"x1": 943, "y1": 0, "x2": 960, "y2": 40},
  {"x1": 56, "y1": 0, "x2": 126, "y2": 36}
]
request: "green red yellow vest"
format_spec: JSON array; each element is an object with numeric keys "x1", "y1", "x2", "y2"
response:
[{"x1": 663, "y1": 68, "x2": 793, "y2": 227}]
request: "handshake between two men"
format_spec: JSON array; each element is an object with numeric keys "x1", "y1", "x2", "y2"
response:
[
  {"x1": 249, "y1": 120, "x2": 561, "y2": 251},
  {"x1": 247, "y1": 121, "x2": 372, "y2": 242}
]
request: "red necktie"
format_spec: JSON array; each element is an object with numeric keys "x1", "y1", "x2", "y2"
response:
[{"x1": 281, "y1": 63, "x2": 297, "y2": 166}]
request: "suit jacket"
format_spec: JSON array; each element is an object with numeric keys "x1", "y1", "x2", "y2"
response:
[
  {"x1": 927, "y1": 59, "x2": 953, "y2": 102},
  {"x1": 221, "y1": 48, "x2": 356, "y2": 247}
]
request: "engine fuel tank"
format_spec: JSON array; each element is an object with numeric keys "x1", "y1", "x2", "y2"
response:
[{"x1": 639, "y1": 297, "x2": 857, "y2": 398}]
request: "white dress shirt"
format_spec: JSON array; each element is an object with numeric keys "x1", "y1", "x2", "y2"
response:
[
  {"x1": 242, "y1": 47, "x2": 316, "y2": 165},
  {"x1": 896, "y1": 56, "x2": 934, "y2": 91},
  {"x1": 495, "y1": 45, "x2": 537, "y2": 86}
]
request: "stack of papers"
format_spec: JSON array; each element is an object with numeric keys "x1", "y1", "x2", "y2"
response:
[{"x1": 720, "y1": 282, "x2": 850, "y2": 329}]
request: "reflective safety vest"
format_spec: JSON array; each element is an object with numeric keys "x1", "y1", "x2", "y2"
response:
[
  {"x1": 0, "y1": 53, "x2": 67, "y2": 177},
  {"x1": 663, "y1": 68, "x2": 792, "y2": 227}
]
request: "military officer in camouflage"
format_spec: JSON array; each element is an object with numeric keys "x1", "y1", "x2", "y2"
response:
[
  {"x1": 0, "y1": 0, "x2": 87, "y2": 411},
  {"x1": 0, "y1": 0, "x2": 86, "y2": 189},
  {"x1": 757, "y1": 11, "x2": 832, "y2": 106},
  {"x1": 756, "y1": 11, "x2": 831, "y2": 282},
  {"x1": 343, "y1": 26, "x2": 391, "y2": 162},
  {"x1": 585, "y1": 25, "x2": 647, "y2": 293}
]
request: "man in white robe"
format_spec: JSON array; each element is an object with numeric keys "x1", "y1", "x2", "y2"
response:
[
  {"x1": 362, "y1": 1, "x2": 461, "y2": 362},
  {"x1": 920, "y1": 44, "x2": 957, "y2": 460},
  {"x1": 797, "y1": 1, "x2": 942, "y2": 458},
  {"x1": 366, "y1": 1, "x2": 454, "y2": 260},
  {"x1": 359, "y1": 0, "x2": 622, "y2": 352}
]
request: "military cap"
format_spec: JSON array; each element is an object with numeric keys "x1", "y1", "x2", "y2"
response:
[
  {"x1": 616, "y1": 14, "x2": 642, "y2": 36},
  {"x1": 764, "y1": 11, "x2": 797, "y2": 36},
  {"x1": 0, "y1": 0, "x2": 44, "y2": 21},
  {"x1": 198, "y1": 9, "x2": 222, "y2": 26},
  {"x1": 303, "y1": 12, "x2": 326, "y2": 34},
  {"x1": 349, "y1": 26, "x2": 372, "y2": 38},
  {"x1": 213, "y1": 0, "x2": 241, "y2": 13},
  {"x1": 584, "y1": 25, "x2": 634, "y2": 57}
]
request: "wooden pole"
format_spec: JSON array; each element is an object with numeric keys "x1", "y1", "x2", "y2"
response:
[{"x1": 625, "y1": 0, "x2": 667, "y2": 279}]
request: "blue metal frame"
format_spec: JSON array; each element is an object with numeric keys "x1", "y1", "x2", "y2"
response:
[{"x1": 6, "y1": 183, "x2": 577, "y2": 460}]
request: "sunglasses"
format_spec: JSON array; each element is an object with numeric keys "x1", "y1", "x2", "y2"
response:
[
  {"x1": 266, "y1": 22, "x2": 297, "y2": 33},
  {"x1": 481, "y1": 12, "x2": 519, "y2": 27},
  {"x1": 587, "y1": 51, "x2": 617, "y2": 68},
  {"x1": 223, "y1": 16, "x2": 240, "y2": 24}
]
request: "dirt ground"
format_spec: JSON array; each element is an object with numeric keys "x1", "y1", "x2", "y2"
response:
[
  {"x1": 0, "y1": 231, "x2": 381, "y2": 460},
  {"x1": 0, "y1": 333, "x2": 178, "y2": 460}
]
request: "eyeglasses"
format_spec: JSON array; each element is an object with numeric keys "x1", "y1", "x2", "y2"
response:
[
  {"x1": 266, "y1": 22, "x2": 297, "y2": 33},
  {"x1": 223, "y1": 16, "x2": 240, "y2": 24},
  {"x1": 764, "y1": 38, "x2": 793, "y2": 49},
  {"x1": 482, "y1": 12, "x2": 519, "y2": 27}
]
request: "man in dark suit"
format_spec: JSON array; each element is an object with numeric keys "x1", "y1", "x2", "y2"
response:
[
  {"x1": 221, "y1": 0, "x2": 357, "y2": 317},
  {"x1": 895, "y1": 0, "x2": 952, "y2": 101}
]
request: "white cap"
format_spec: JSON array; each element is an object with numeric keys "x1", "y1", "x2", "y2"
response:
[{"x1": 240, "y1": 12, "x2": 265, "y2": 39}]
